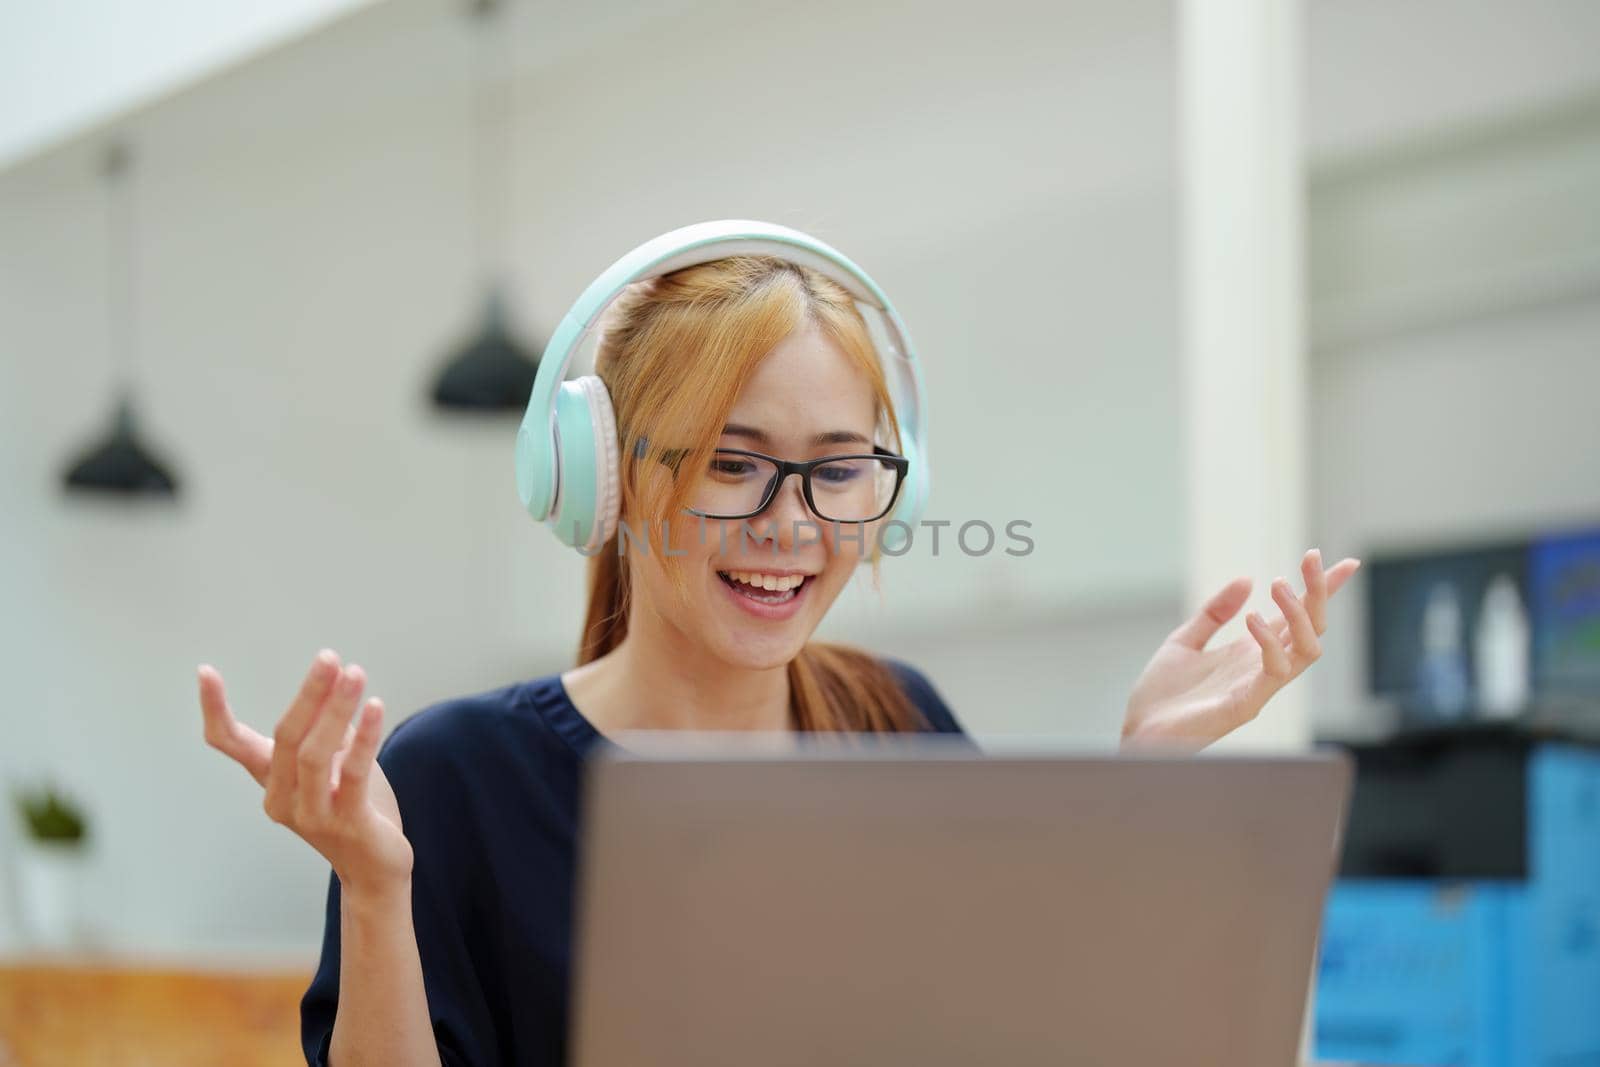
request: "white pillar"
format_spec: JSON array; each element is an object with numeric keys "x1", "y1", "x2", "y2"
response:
[{"x1": 1179, "y1": 0, "x2": 1310, "y2": 752}]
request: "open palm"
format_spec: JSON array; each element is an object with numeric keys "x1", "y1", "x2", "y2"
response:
[
  {"x1": 1123, "y1": 549, "x2": 1361, "y2": 750},
  {"x1": 198, "y1": 652, "x2": 412, "y2": 893}
]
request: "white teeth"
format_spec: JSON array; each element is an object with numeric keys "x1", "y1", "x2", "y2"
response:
[{"x1": 722, "y1": 570, "x2": 805, "y2": 592}]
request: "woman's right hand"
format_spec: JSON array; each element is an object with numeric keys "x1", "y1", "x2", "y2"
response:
[{"x1": 198, "y1": 650, "x2": 413, "y2": 897}]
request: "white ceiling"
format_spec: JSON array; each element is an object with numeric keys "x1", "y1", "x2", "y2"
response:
[
  {"x1": 0, "y1": 0, "x2": 380, "y2": 170},
  {"x1": 4, "y1": 0, "x2": 1599, "y2": 177},
  {"x1": 1305, "y1": 0, "x2": 1600, "y2": 162}
]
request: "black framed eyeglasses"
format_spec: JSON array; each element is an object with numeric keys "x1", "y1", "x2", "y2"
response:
[{"x1": 676, "y1": 445, "x2": 909, "y2": 523}]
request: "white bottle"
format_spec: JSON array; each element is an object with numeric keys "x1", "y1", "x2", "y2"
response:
[
  {"x1": 1475, "y1": 574, "x2": 1530, "y2": 719},
  {"x1": 1418, "y1": 582, "x2": 1469, "y2": 720}
]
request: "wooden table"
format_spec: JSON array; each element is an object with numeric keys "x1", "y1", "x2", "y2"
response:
[{"x1": 0, "y1": 957, "x2": 312, "y2": 1067}]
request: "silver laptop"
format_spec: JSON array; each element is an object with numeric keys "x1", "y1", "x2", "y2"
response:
[{"x1": 570, "y1": 738, "x2": 1351, "y2": 1067}]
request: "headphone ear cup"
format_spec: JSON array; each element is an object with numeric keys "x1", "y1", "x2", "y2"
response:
[
  {"x1": 585, "y1": 376, "x2": 621, "y2": 548},
  {"x1": 548, "y1": 375, "x2": 620, "y2": 552},
  {"x1": 880, "y1": 436, "x2": 927, "y2": 553},
  {"x1": 515, "y1": 408, "x2": 554, "y2": 521}
]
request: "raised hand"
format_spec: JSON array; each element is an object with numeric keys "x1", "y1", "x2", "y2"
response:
[
  {"x1": 1121, "y1": 549, "x2": 1361, "y2": 750},
  {"x1": 198, "y1": 650, "x2": 412, "y2": 895}
]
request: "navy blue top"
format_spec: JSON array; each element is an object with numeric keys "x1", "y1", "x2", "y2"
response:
[{"x1": 301, "y1": 659, "x2": 965, "y2": 1066}]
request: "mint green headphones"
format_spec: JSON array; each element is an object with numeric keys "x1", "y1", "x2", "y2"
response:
[{"x1": 514, "y1": 219, "x2": 929, "y2": 553}]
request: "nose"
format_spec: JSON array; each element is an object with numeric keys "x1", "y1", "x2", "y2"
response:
[{"x1": 745, "y1": 472, "x2": 814, "y2": 556}]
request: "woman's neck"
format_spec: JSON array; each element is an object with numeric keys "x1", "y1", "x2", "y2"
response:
[{"x1": 562, "y1": 620, "x2": 792, "y2": 737}]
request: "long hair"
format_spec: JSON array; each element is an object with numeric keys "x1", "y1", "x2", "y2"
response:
[{"x1": 575, "y1": 254, "x2": 922, "y2": 733}]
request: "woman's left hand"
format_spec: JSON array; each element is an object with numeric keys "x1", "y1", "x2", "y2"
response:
[{"x1": 1121, "y1": 549, "x2": 1361, "y2": 750}]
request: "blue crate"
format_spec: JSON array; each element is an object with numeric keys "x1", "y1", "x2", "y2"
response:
[{"x1": 1315, "y1": 744, "x2": 1600, "y2": 1067}]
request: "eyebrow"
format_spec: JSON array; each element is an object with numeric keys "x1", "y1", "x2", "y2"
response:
[{"x1": 721, "y1": 422, "x2": 871, "y2": 448}]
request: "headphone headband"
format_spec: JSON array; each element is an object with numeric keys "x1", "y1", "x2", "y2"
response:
[{"x1": 515, "y1": 219, "x2": 929, "y2": 549}]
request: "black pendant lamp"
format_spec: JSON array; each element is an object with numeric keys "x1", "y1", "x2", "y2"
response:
[
  {"x1": 430, "y1": 0, "x2": 541, "y2": 413},
  {"x1": 63, "y1": 141, "x2": 182, "y2": 497}
]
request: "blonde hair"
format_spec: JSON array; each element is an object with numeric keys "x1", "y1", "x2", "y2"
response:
[{"x1": 576, "y1": 255, "x2": 922, "y2": 733}]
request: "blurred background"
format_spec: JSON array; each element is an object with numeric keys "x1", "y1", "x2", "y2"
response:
[{"x1": 1, "y1": 1, "x2": 1597, "y2": 1064}]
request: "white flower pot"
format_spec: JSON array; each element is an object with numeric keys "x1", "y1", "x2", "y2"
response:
[{"x1": 14, "y1": 840, "x2": 88, "y2": 950}]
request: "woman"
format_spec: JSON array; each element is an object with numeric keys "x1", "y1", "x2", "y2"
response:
[{"x1": 197, "y1": 238, "x2": 1358, "y2": 1067}]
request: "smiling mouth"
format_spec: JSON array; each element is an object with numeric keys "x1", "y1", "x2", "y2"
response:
[{"x1": 716, "y1": 570, "x2": 811, "y2": 605}]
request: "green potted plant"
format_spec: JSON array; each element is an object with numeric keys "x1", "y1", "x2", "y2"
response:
[{"x1": 12, "y1": 783, "x2": 91, "y2": 948}]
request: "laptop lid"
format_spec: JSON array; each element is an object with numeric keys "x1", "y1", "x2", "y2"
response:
[{"x1": 571, "y1": 740, "x2": 1351, "y2": 1067}]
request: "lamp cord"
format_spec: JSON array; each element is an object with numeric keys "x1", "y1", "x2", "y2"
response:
[
  {"x1": 470, "y1": 0, "x2": 515, "y2": 297},
  {"x1": 103, "y1": 141, "x2": 137, "y2": 412}
]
